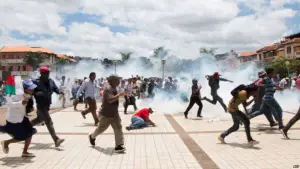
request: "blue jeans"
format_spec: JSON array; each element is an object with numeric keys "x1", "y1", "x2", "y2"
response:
[
  {"x1": 130, "y1": 116, "x2": 148, "y2": 129},
  {"x1": 250, "y1": 98, "x2": 283, "y2": 127}
]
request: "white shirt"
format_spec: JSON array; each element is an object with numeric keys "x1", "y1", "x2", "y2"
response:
[
  {"x1": 76, "y1": 79, "x2": 99, "y2": 99},
  {"x1": 279, "y1": 79, "x2": 287, "y2": 87},
  {"x1": 6, "y1": 92, "x2": 26, "y2": 123},
  {"x1": 125, "y1": 83, "x2": 133, "y2": 96}
]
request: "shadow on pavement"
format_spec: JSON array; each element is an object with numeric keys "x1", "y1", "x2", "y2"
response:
[
  {"x1": 222, "y1": 142, "x2": 261, "y2": 150},
  {"x1": 29, "y1": 142, "x2": 64, "y2": 151},
  {"x1": 92, "y1": 146, "x2": 125, "y2": 155},
  {"x1": 75, "y1": 123, "x2": 96, "y2": 127},
  {"x1": 0, "y1": 156, "x2": 34, "y2": 168}
]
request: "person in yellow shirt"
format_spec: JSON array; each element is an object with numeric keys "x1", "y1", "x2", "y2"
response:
[{"x1": 218, "y1": 85, "x2": 259, "y2": 146}]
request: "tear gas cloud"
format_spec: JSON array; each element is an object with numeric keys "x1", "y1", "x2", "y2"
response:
[{"x1": 49, "y1": 52, "x2": 299, "y2": 119}]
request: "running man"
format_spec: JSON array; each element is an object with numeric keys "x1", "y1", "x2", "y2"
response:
[{"x1": 202, "y1": 72, "x2": 233, "y2": 112}]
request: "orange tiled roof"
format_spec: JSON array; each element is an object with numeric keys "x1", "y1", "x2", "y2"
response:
[
  {"x1": 239, "y1": 52, "x2": 257, "y2": 57},
  {"x1": 0, "y1": 46, "x2": 54, "y2": 54},
  {"x1": 56, "y1": 54, "x2": 77, "y2": 63},
  {"x1": 256, "y1": 44, "x2": 278, "y2": 53}
]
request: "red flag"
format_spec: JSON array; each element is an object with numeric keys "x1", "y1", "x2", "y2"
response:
[{"x1": 5, "y1": 75, "x2": 15, "y2": 86}]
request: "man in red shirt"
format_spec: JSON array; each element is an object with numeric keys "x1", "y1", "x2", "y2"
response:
[{"x1": 126, "y1": 108, "x2": 155, "y2": 130}]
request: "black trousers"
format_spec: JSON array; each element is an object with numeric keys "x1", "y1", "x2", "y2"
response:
[
  {"x1": 124, "y1": 95, "x2": 137, "y2": 113},
  {"x1": 203, "y1": 90, "x2": 227, "y2": 112},
  {"x1": 184, "y1": 97, "x2": 203, "y2": 116},
  {"x1": 285, "y1": 106, "x2": 300, "y2": 131},
  {"x1": 221, "y1": 110, "x2": 253, "y2": 142}
]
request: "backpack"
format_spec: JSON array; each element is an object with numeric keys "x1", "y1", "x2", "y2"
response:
[{"x1": 231, "y1": 84, "x2": 247, "y2": 97}]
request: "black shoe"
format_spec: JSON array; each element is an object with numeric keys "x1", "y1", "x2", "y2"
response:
[
  {"x1": 89, "y1": 134, "x2": 96, "y2": 146},
  {"x1": 201, "y1": 96, "x2": 207, "y2": 100},
  {"x1": 126, "y1": 126, "x2": 131, "y2": 131},
  {"x1": 280, "y1": 129, "x2": 290, "y2": 139},
  {"x1": 197, "y1": 115, "x2": 203, "y2": 118},
  {"x1": 114, "y1": 145, "x2": 126, "y2": 153},
  {"x1": 270, "y1": 122, "x2": 278, "y2": 127},
  {"x1": 184, "y1": 113, "x2": 188, "y2": 119}
]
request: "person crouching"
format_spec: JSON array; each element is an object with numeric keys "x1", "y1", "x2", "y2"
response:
[{"x1": 126, "y1": 108, "x2": 156, "y2": 130}]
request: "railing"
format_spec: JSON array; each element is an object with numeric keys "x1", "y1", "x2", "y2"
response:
[{"x1": 11, "y1": 71, "x2": 31, "y2": 76}]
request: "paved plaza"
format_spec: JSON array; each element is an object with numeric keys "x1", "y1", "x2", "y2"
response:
[{"x1": 0, "y1": 103, "x2": 300, "y2": 169}]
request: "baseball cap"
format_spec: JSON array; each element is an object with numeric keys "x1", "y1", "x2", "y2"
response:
[
  {"x1": 213, "y1": 72, "x2": 221, "y2": 77},
  {"x1": 40, "y1": 66, "x2": 50, "y2": 73},
  {"x1": 23, "y1": 79, "x2": 37, "y2": 90}
]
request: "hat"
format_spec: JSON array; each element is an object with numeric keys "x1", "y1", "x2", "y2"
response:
[
  {"x1": 258, "y1": 71, "x2": 266, "y2": 77},
  {"x1": 23, "y1": 79, "x2": 37, "y2": 90},
  {"x1": 213, "y1": 72, "x2": 221, "y2": 77},
  {"x1": 107, "y1": 75, "x2": 121, "y2": 81},
  {"x1": 40, "y1": 66, "x2": 50, "y2": 73}
]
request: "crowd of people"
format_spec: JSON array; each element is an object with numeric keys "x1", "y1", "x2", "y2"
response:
[{"x1": 0, "y1": 66, "x2": 300, "y2": 157}]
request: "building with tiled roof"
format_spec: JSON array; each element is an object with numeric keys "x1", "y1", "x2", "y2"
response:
[{"x1": 0, "y1": 46, "x2": 76, "y2": 79}]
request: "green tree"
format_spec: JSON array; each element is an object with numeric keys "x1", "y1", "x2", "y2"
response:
[
  {"x1": 120, "y1": 52, "x2": 132, "y2": 63},
  {"x1": 56, "y1": 58, "x2": 68, "y2": 64},
  {"x1": 153, "y1": 46, "x2": 168, "y2": 58},
  {"x1": 23, "y1": 52, "x2": 47, "y2": 70},
  {"x1": 199, "y1": 47, "x2": 217, "y2": 55}
]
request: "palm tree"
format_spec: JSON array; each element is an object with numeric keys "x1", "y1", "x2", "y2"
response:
[
  {"x1": 153, "y1": 46, "x2": 168, "y2": 58},
  {"x1": 120, "y1": 52, "x2": 132, "y2": 63},
  {"x1": 199, "y1": 47, "x2": 217, "y2": 55},
  {"x1": 23, "y1": 52, "x2": 47, "y2": 71}
]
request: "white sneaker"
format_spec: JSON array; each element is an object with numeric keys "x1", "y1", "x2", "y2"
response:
[{"x1": 248, "y1": 140, "x2": 259, "y2": 146}]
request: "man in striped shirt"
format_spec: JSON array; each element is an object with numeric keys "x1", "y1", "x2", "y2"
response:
[{"x1": 249, "y1": 68, "x2": 284, "y2": 129}]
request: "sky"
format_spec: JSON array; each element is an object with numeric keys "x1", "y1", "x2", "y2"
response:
[{"x1": 0, "y1": 0, "x2": 299, "y2": 59}]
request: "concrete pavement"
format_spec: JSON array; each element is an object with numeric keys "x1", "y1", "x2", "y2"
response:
[{"x1": 0, "y1": 103, "x2": 300, "y2": 169}]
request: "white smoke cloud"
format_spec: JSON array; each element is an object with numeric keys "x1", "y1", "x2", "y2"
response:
[{"x1": 49, "y1": 51, "x2": 299, "y2": 120}]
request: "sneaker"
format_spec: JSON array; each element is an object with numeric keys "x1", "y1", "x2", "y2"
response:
[
  {"x1": 201, "y1": 96, "x2": 207, "y2": 100},
  {"x1": 1, "y1": 141, "x2": 8, "y2": 154},
  {"x1": 22, "y1": 152, "x2": 35, "y2": 157},
  {"x1": 89, "y1": 134, "x2": 96, "y2": 146},
  {"x1": 197, "y1": 115, "x2": 203, "y2": 118},
  {"x1": 114, "y1": 145, "x2": 126, "y2": 153},
  {"x1": 248, "y1": 140, "x2": 259, "y2": 146},
  {"x1": 55, "y1": 138, "x2": 65, "y2": 148},
  {"x1": 218, "y1": 136, "x2": 226, "y2": 144},
  {"x1": 126, "y1": 126, "x2": 131, "y2": 131},
  {"x1": 280, "y1": 129, "x2": 290, "y2": 139},
  {"x1": 81, "y1": 112, "x2": 86, "y2": 119}
]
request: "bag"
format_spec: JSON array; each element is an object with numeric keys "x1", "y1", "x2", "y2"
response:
[{"x1": 231, "y1": 84, "x2": 247, "y2": 97}]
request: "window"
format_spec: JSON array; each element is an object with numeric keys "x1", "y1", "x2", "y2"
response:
[
  {"x1": 18, "y1": 66, "x2": 21, "y2": 71},
  {"x1": 23, "y1": 66, "x2": 26, "y2": 71},
  {"x1": 287, "y1": 47, "x2": 292, "y2": 54},
  {"x1": 2, "y1": 55, "x2": 5, "y2": 59}
]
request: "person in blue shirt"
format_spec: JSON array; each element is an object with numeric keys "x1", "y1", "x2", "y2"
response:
[{"x1": 248, "y1": 68, "x2": 284, "y2": 129}]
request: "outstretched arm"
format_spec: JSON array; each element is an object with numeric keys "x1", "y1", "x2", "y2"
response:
[{"x1": 219, "y1": 77, "x2": 233, "y2": 83}]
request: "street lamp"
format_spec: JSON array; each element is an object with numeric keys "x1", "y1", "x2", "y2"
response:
[
  {"x1": 285, "y1": 61, "x2": 290, "y2": 78},
  {"x1": 113, "y1": 60, "x2": 118, "y2": 74},
  {"x1": 161, "y1": 59, "x2": 166, "y2": 80}
]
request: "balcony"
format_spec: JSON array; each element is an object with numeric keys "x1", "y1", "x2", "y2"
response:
[
  {"x1": 11, "y1": 71, "x2": 32, "y2": 76},
  {"x1": 2, "y1": 59, "x2": 23, "y2": 64}
]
